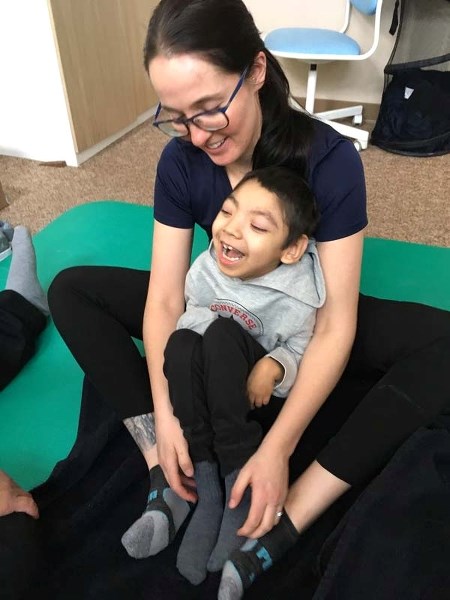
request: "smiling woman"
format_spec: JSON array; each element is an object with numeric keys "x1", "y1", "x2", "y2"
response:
[{"x1": 149, "y1": 54, "x2": 264, "y2": 177}]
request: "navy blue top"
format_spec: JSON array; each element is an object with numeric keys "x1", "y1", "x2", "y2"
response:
[{"x1": 154, "y1": 119, "x2": 367, "y2": 242}]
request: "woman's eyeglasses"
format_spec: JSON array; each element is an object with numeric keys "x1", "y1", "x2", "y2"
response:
[{"x1": 153, "y1": 66, "x2": 249, "y2": 138}]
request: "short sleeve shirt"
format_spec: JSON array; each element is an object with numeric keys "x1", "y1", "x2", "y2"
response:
[{"x1": 153, "y1": 119, "x2": 367, "y2": 242}]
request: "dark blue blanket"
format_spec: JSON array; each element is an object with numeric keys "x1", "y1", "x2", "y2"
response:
[{"x1": 4, "y1": 377, "x2": 450, "y2": 600}]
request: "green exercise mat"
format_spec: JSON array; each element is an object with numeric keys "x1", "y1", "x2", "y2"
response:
[{"x1": 0, "y1": 201, "x2": 448, "y2": 490}]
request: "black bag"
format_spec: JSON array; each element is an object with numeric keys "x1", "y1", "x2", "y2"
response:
[{"x1": 371, "y1": 0, "x2": 450, "y2": 156}]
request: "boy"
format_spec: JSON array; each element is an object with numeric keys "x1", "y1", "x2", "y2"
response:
[{"x1": 163, "y1": 166, "x2": 325, "y2": 584}]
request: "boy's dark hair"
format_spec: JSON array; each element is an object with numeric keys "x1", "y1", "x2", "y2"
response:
[
  {"x1": 143, "y1": 0, "x2": 315, "y2": 179},
  {"x1": 235, "y1": 167, "x2": 319, "y2": 247}
]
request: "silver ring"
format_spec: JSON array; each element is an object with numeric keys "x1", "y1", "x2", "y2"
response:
[{"x1": 276, "y1": 510, "x2": 283, "y2": 518}]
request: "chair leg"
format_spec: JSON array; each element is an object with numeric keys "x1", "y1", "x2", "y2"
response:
[
  {"x1": 289, "y1": 96, "x2": 304, "y2": 111},
  {"x1": 321, "y1": 118, "x2": 369, "y2": 150},
  {"x1": 305, "y1": 65, "x2": 318, "y2": 114},
  {"x1": 315, "y1": 105, "x2": 363, "y2": 122},
  {"x1": 290, "y1": 65, "x2": 369, "y2": 151},
  {"x1": 289, "y1": 101, "x2": 368, "y2": 151}
]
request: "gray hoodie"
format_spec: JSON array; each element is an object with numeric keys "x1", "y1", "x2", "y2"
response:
[{"x1": 177, "y1": 240, "x2": 326, "y2": 397}]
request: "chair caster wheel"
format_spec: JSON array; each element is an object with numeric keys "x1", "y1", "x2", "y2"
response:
[
  {"x1": 353, "y1": 140, "x2": 362, "y2": 152},
  {"x1": 352, "y1": 114, "x2": 363, "y2": 125}
]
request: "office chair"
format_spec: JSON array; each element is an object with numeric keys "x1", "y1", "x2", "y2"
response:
[{"x1": 264, "y1": 0, "x2": 384, "y2": 150}]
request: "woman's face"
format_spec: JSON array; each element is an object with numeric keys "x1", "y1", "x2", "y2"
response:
[{"x1": 149, "y1": 53, "x2": 265, "y2": 169}]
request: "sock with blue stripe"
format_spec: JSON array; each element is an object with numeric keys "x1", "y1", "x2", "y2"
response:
[
  {"x1": 218, "y1": 511, "x2": 298, "y2": 600},
  {"x1": 121, "y1": 464, "x2": 191, "y2": 559}
]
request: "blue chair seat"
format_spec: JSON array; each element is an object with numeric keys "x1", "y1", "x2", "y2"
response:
[{"x1": 265, "y1": 28, "x2": 361, "y2": 56}]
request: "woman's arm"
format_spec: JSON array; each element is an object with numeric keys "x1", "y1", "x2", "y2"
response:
[
  {"x1": 143, "y1": 220, "x2": 196, "y2": 501},
  {"x1": 231, "y1": 230, "x2": 364, "y2": 537}
]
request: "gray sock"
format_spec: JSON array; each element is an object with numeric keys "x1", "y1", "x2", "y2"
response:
[
  {"x1": 207, "y1": 468, "x2": 250, "y2": 572},
  {"x1": 218, "y1": 561, "x2": 244, "y2": 600},
  {"x1": 5, "y1": 225, "x2": 49, "y2": 315},
  {"x1": 177, "y1": 461, "x2": 224, "y2": 585},
  {"x1": 121, "y1": 465, "x2": 191, "y2": 559}
]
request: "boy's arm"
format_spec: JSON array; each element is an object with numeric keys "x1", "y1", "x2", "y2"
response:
[
  {"x1": 247, "y1": 312, "x2": 316, "y2": 406},
  {"x1": 247, "y1": 356, "x2": 284, "y2": 408},
  {"x1": 266, "y1": 311, "x2": 316, "y2": 396}
]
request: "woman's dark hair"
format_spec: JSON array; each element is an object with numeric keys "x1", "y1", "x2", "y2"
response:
[
  {"x1": 144, "y1": 0, "x2": 315, "y2": 179},
  {"x1": 235, "y1": 167, "x2": 319, "y2": 246}
]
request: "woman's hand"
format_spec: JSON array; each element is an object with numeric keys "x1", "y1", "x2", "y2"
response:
[
  {"x1": 247, "y1": 357, "x2": 284, "y2": 408},
  {"x1": 155, "y1": 413, "x2": 197, "y2": 502},
  {"x1": 229, "y1": 446, "x2": 289, "y2": 538},
  {"x1": 0, "y1": 470, "x2": 39, "y2": 519}
]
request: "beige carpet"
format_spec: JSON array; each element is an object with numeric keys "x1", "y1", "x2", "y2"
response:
[{"x1": 1, "y1": 121, "x2": 449, "y2": 247}]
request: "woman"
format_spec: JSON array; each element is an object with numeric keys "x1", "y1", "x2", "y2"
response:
[{"x1": 48, "y1": 0, "x2": 450, "y2": 591}]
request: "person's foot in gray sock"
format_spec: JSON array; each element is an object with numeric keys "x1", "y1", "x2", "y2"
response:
[
  {"x1": 121, "y1": 464, "x2": 191, "y2": 559},
  {"x1": 5, "y1": 225, "x2": 49, "y2": 315},
  {"x1": 207, "y1": 468, "x2": 251, "y2": 572},
  {"x1": 177, "y1": 461, "x2": 224, "y2": 585}
]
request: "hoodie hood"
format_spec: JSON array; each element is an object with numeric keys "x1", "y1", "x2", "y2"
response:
[{"x1": 209, "y1": 239, "x2": 325, "y2": 309}]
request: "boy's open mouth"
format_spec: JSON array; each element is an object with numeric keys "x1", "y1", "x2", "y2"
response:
[{"x1": 222, "y1": 243, "x2": 244, "y2": 262}]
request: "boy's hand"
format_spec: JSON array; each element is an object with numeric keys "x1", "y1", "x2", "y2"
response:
[{"x1": 247, "y1": 357, "x2": 284, "y2": 408}]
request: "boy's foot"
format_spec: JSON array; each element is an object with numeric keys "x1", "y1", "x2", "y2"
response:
[
  {"x1": 207, "y1": 468, "x2": 250, "y2": 572},
  {"x1": 176, "y1": 461, "x2": 223, "y2": 585}
]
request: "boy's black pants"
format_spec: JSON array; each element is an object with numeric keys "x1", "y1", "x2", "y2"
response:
[{"x1": 164, "y1": 317, "x2": 276, "y2": 476}]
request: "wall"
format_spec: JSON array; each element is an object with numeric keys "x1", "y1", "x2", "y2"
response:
[
  {"x1": 244, "y1": 0, "x2": 396, "y2": 105},
  {"x1": 49, "y1": 0, "x2": 158, "y2": 154},
  {"x1": 1, "y1": 1, "x2": 396, "y2": 164},
  {"x1": 0, "y1": 0, "x2": 77, "y2": 164},
  {"x1": 0, "y1": 0, "x2": 157, "y2": 166}
]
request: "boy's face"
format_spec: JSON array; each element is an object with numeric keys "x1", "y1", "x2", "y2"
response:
[{"x1": 212, "y1": 179, "x2": 291, "y2": 280}]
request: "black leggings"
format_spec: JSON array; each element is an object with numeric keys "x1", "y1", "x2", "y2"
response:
[
  {"x1": 0, "y1": 290, "x2": 47, "y2": 391},
  {"x1": 48, "y1": 266, "x2": 450, "y2": 485},
  {"x1": 164, "y1": 319, "x2": 275, "y2": 476}
]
